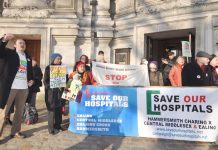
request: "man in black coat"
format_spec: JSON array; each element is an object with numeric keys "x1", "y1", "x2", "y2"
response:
[
  {"x1": 182, "y1": 51, "x2": 212, "y2": 86},
  {"x1": 0, "y1": 34, "x2": 34, "y2": 138}
]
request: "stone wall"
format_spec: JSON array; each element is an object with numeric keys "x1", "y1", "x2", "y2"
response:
[{"x1": 0, "y1": 0, "x2": 218, "y2": 67}]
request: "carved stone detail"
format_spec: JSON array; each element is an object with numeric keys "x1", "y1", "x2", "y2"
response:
[
  {"x1": 2, "y1": 0, "x2": 55, "y2": 18},
  {"x1": 2, "y1": 8, "x2": 54, "y2": 18},
  {"x1": 3, "y1": 0, "x2": 53, "y2": 8},
  {"x1": 136, "y1": 0, "x2": 215, "y2": 16}
]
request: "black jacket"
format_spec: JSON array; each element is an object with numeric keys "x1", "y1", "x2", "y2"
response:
[
  {"x1": 44, "y1": 65, "x2": 65, "y2": 111},
  {"x1": 205, "y1": 65, "x2": 218, "y2": 86},
  {"x1": 29, "y1": 65, "x2": 43, "y2": 93},
  {"x1": 0, "y1": 40, "x2": 33, "y2": 108},
  {"x1": 182, "y1": 62, "x2": 210, "y2": 86},
  {"x1": 163, "y1": 58, "x2": 176, "y2": 80}
]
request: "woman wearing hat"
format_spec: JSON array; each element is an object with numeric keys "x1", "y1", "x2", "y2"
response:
[
  {"x1": 43, "y1": 53, "x2": 65, "y2": 135},
  {"x1": 69, "y1": 61, "x2": 96, "y2": 85},
  {"x1": 148, "y1": 61, "x2": 164, "y2": 86}
]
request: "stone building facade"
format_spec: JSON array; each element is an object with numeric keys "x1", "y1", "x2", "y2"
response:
[{"x1": 0, "y1": 0, "x2": 218, "y2": 71}]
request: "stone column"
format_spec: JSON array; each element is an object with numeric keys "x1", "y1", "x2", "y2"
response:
[
  {"x1": 97, "y1": 0, "x2": 110, "y2": 17},
  {"x1": 195, "y1": 25, "x2": 205, "y2": 54},
  {"x1": 51, "y1": 28, "x2": 78, "y2": 73},
  {"x1": 75, "y1": 38, "x2": 92, "y2": 61},
  {"x1": 84, "y1": 0, "x2": 92, "y2": 16},
  {"x1": 205, "y1": 15, "x2": 213, "y2": 54},
  {"x1": 215, "y1": 30, "x2": 218, "y2": 55}
]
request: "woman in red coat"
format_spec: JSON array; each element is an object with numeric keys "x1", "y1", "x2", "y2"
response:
[
  {"x1": 69, "y1": 61, "x2": 96, "y2": 85},
  {"x1": 169, "y1": 56, "x2": 185, "y2": 86}
]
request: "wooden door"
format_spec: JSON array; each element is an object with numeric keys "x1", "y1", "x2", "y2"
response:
[{"x1": 25, "y1": 40, "x2": 41, "y2": 64}]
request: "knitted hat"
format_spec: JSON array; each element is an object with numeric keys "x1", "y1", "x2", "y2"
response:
[
  {"x1": 76, "y1": 61, "x2": 85, "y2": 70},
  {"x1": 50, "y1": 53, "x2": 62, "y2": 64},
  {"x1": 149, "y1": 61, "x2": 158, "y2": 67},
  {"x1": 196, "y1": 51, "x2": 212, "y2": 59}
]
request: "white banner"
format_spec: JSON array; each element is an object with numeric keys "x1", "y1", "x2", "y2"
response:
[
  {"x1": 182, "y1": 41, "x2": 192, "y2": 57},
  {"x1": 92, "y1": 62, "x2": 150, "y2": 86},
  {"x1": 137, "y1": 87, "x2": 218, "y2": 142}
]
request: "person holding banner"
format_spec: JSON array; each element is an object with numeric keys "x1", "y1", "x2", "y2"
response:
[
  {"x1": 44, "y1": 53, "x2": 65, "y2": 135},
  {"x1": 182, "y1": 51, "x2": 212, "y2": 86},
  {"x1": 169, "y1": 56, "x2": 185, "y2": 86},
  {"x1": 148, "y1": 61, "x2": 164, "y2": 86},
  {"x1": 0, "y1": 34, "x2": 34, "y2": 138},
  {"x1": 69, "y1": 61, "x2": 97, "y2": 85}
]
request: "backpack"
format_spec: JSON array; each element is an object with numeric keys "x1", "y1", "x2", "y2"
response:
[
  {"x1": 23, "y1": 104, "x2": 38, "y2": 125},
  {"x1": 62, "y1": 100, "x2": 69, "y2": 116}
]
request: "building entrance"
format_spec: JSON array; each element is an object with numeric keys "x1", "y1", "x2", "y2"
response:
[{"x1": 145, "y1": 29, "x2": 195, "y2": 65}]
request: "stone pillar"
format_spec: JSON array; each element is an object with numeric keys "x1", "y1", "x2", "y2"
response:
[
  {"x1": 195, "y1": 25, "x2": 205, "y2": 54},
  {"x1": 51, "y1": 28, "x2": 78, "y2": 73},
  {"x1": 84, "y1": 0, "x2": 92, "y2": 16},
  {"x1": 75, "y1": 38, "x2": 92, "y2": 62},
  {"x1": 215, "y1": 29, "x2": 218, "y2": 55},
  {"x1": 205, "y1": 15, "x2": 213, "y2": 54},
  {"x1": 97, "y1": 0, "x2": 110, "y2": 17}
]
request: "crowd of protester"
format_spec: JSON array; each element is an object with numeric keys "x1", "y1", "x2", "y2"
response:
[
  {"x1": 144, "y1": 51, "x2": 218, "y2": 87},
  {"x1": 0, "y1": 33, "x2": 218, "y2": 139}
]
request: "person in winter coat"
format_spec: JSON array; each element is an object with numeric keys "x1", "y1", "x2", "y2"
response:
[
  {"x1": 69, "y1": 61, "x2": 97, "y2": 85},
  {"x1": 148, "y1": 61, "x2": 164, "y2": 86},
  {"x1": 44, "y1": 53, "x2": 65, "y2": 135},
  {"x1": 26, "y1": 57, "x2": 43, "y2": 107},
  {"x1": 162, "y1": 52, "x2": 176, "y2": 86},
  {"x1": 0, "y1": 34, "x2": 34, "y2": 138},
  {"x1": 73, "y1": 54, "x2": 90, "y2": 72},
  {"x1": 182, "y1": 51, "x2": 212, "y2": 86},
  {"x1": 206, "y1": 54, "x2": 218, "y2": 86},
  {"x1": 169, "y1": 56, "x2": 185, "y2": 86}
]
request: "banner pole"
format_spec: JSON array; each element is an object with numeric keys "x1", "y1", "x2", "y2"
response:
[{"x1": 188, "y1": 32, "x2": 192, "y2": 63}]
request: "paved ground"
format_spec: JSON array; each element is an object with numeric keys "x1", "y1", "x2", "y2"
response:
[{"x1": 0, "y1": 98, "x2": 217, "y2": 150}]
